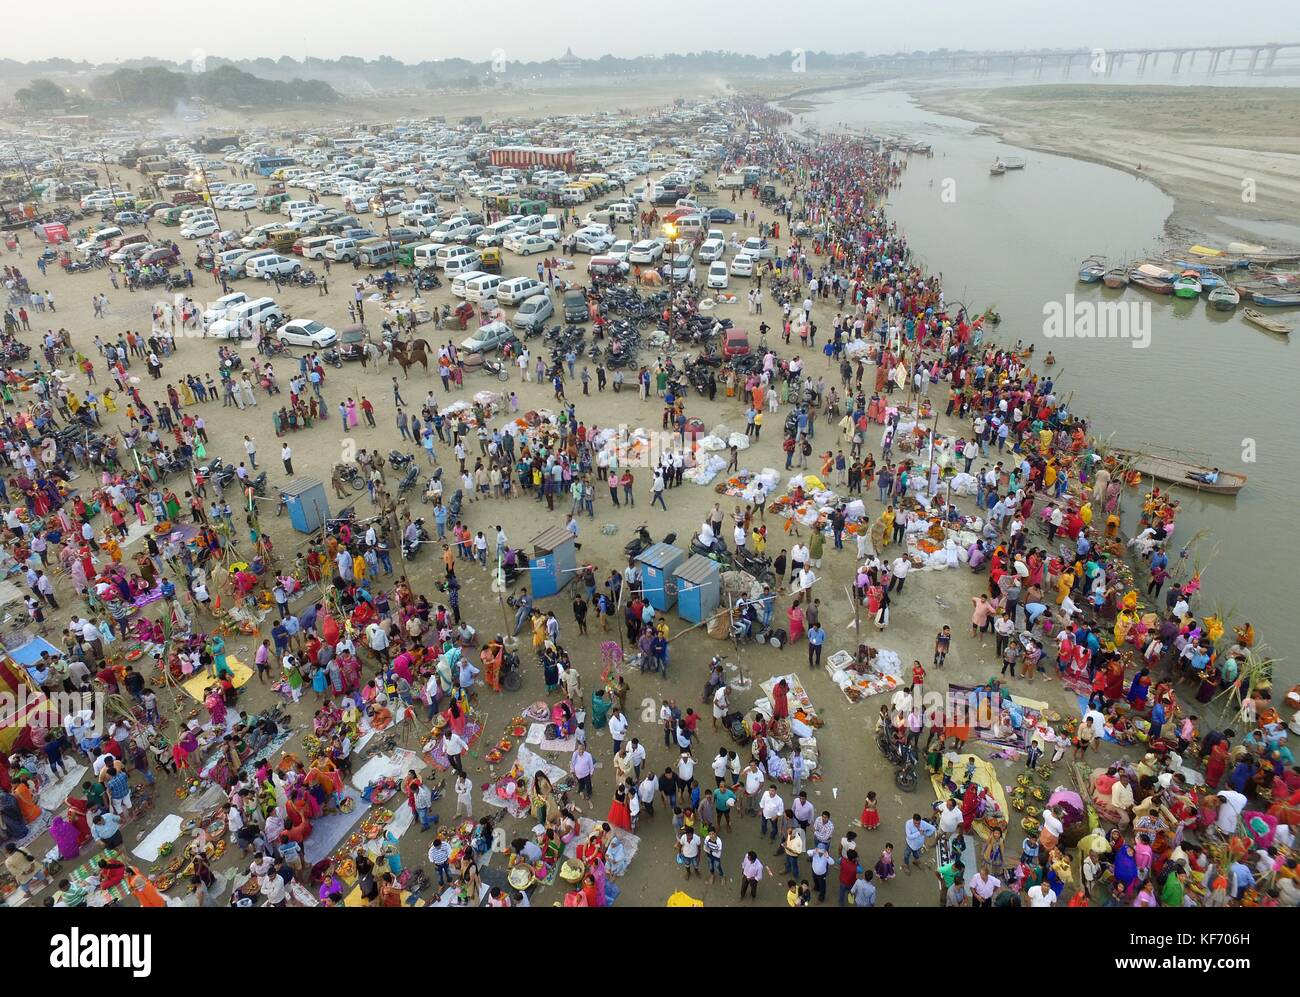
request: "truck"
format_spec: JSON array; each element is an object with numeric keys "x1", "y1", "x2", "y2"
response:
[{"x1": 717, "y1": 173, "x2": 745, "y2": 189}]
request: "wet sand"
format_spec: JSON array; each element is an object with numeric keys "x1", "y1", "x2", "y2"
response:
[{"x1": 913, "y1": 84, "x2": 1300, "y2": 248}]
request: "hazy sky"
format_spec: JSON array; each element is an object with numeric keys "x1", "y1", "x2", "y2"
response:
[{"x1": 6, "y1": 0, "x2": 1295, "y2": 64}]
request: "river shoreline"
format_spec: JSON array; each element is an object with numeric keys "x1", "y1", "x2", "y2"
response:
[{"x1": 909, "y1": 84, "x2": 1300, "y2": 253}]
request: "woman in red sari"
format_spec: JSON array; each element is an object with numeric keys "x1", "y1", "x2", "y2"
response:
[
  {"x1": 960, "y1": 782, "x2": 981, "y2": 833},
  {"x1": 1204, "y1": 740, "x2": 1229, "y2": 789},
  {"x1": 606, "y1": 784, "x2": 633, "y2": 832},
  {"x1": 281, "y1": 793, "x2": 314, "y2": 845},
  {"x1": 66, "y1": 795, "x2": 93, "y2": 846}
]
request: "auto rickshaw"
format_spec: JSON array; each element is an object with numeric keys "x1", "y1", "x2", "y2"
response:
[{"x1": 479, "y1": 247, "x2": 503, "y2": 273}]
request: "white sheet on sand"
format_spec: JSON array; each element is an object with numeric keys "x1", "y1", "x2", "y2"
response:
[
  {"x1": 483, "y1": 745, "x2": 566, "y2": 817},
  {"x1": 38, "y1": 765, "x2": 87, "y2": 811},
  {"x1": 303, "y1": 788, "x2": 371, "y2": 865},
  {"x1": 132, "y1": 813, "x2": 185, "y2": 863},
  {"x1": 563, "y1": 818, "x2": 641, "y2": 865},
  {"x1": 351, "y1": 748, "x2": 426, "y2": 792},
  {"x1": 527, "y1": 722, "x2": 577, "y2": 753}
]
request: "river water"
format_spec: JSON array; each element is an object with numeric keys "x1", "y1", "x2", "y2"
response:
[{"x1": 801, "y1": 85, "x2": 1299, "y2": 685}]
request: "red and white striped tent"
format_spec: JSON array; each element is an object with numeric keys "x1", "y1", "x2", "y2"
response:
[{"x1": 488, "y1": 146, "x2": 576, "y2": 171}]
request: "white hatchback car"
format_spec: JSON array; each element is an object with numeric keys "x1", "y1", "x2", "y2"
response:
[
  {"x1": 707, "y1": 261, "x2": 729, "y2": 289},
  {"x1": 277, "y1": 319, "x2": 338, "y2": 348}
]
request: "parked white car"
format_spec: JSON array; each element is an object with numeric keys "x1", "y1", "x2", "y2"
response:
[
  {"x1": 729, "y1": 254, "x2": 755, "y2": 277},
  {"x1": 628, "y1": 239, "x2": 665, "y2": 264},
  {"x1": 181, "y1": 219, "x2": 219, "y2": 239},
  {"x1": 504, "y1": 233, "x2": 554, "y2": 256},
  {"x1": 707, "y1": 260, "x2": 729, "y2": 289},
  {"x1": 573, "y1": 230, "x2": 615, "y2": 254},
  {"x1": 277, "y1": 319, "x2": 338, "y2": 348},
  {"x1": 698, "y1": 237, "x2": 725, "y2": 263}
]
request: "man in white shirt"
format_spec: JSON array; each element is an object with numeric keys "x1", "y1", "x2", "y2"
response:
[
  {"x1": 790, "y1": 542, "x2": 810, "y2": 578},
  {"x1": 441, "y1": 729, "x2": 467, "y2": 775},
  {"x1": 890, "y1": 556, "x2": 910, "y2": 593},
  {"x1": 970, "y1": 866, "x2": 1001, "y2": 907},
  {"x1": 1026, "y1": 882, "x2": 1057, "y2": 907},
  {"x1": 743, "y1": 762, "x2": 766, "y2": 815},
  {"x1": 1216, "y1": 790, "x2": 1248, "y2": 836},
  {"x1": 607, "y1": 708, "x2": 628, "y2": 753},
  {"x1": 677, "y1": 828, "x2": 702, "y2": 878},
  {"x1": 937, "y1": 799, "x2": 964, "y2": 841},
  {"x1": 760, "y1": 785, "x2": 785, "y2": 840}
]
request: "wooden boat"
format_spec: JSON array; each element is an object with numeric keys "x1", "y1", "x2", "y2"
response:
[
  {"x1": 1249, "y1": 290, "x2": 1300, "y2": 307},
  {"x1": 989, "y1": 160, "x2": 1006, "y2": 175},
  {"x1": 1111, "y1": 448, "x2": 1247, "y2": 496},
  {"x1": 1172, "y1": 272, "x2": 1203, "y2": 298},
  {"x1": 1207, "y1": 285, "x2": 1240, "y2": 311},
  {"x1": 1078, "y1": 256, "x2": 1107, "y2": 283},
  {"x1": 1243, "y1": 308, "x2": 1293, "y2": 334},
  {"x1": 1130, "y1": 272, "x2": 1174, "y2": 294},
  {"x1": 1102, "y1": 266, "x2": 1130, "y2": 288}
]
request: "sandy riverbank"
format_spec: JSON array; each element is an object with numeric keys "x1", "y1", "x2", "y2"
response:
[{"x1": 912, "y1": 84, "x2": 1300, "y2": 250}]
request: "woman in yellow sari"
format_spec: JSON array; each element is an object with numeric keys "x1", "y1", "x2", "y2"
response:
[
  {"x1": 181, "y1": 380, "x2": 197, "y2": 406},
  {"x1": 102, "y1": 389, "x2": 118, "y2": 413},
  {"x1": 531, "y1": 611, "x2": 547, "y2": 651}
]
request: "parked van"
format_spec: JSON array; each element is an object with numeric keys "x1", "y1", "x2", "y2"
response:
[
  {"x1": 440, "y1": 248, "x2": 482, "y2": 276},
  {"x1": 676, "y1": 214, "x2": 705, "y2": 237},
  {"x1": 435, "y1": 244, "x2": 477, "y2": 270},
  {"x1": 450, "y1": 271, "x2": 487, "y2": 298},
  {"x1": 298, "y1": 235, "x2": 335, "y2": 260},
  {"x1": 246, "y1": 254, "x2": 302, "y2": 280},
  {"x1": 326, "y1": 237, "x2": 358, "y2": 262},
  {"x1": 203, "y1": 291, "x2": 249, "y2": 327},
  {"x1": 357, "y1": 239, "x2": 398, "y2": 267},
  {"x1": 432, "y1": 216, "x2": 470, "y2": 241},
  {"x1": 209, "y1": 296, "x2": 281, "y2": 339},
  {"x1": 410, "y1": 242, "x2": 446, "y2": 269},
  {"x1": 280, "y1": 200, "x2": 312, "y2": 217},
  {"x1": 495, "y1": 276, "x2": 546, "y2": 306},
  {"x1": 461, "y1": 273, "x2": 503, "y2": 302},
  {"x1": 539, "y1": 214, "x2": 561, "y2": 241}
]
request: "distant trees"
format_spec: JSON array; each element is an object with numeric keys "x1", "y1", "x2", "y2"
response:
[
  {"x1": 187, "y1": 65, "x2": 339, "y2": 106},
  {"x1": 85, "y1": 64, "x2": 339, "y2": 110},
  {"x1": 14, "y1": 78, "x2": 67, "y2": 111}
]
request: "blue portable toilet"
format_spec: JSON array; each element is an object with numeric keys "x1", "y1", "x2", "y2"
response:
[
  {"x1": 637, "y1": 543, "x2": 687, "y2": 612},
  {"x1": 529, "y1": 526, "x2": 577, "y2": 599},
  {"x1": 282, "y1": 478, "x2": 330, "y2": 534},
  {"x1": 674, "y1": 554, "x2": 721, "y2": 625}
]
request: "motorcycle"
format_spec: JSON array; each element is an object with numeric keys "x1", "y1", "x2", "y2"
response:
[
  {"x1": 320, "y1": 348, "x2": 344, "y2": 369},
  {"x1": 624, "y1": 523, "x2": 677, "y2": 560},
  {"x1": 397, "y1": 464, "x2": 420, "y2": 495},
  {"x1": 402, "y1": 518, "x2": 431, "y2": 560},
  {"x1": 481, "y1": 358, "x2": 510, "y2": 381},
  {"x1": 388, "y1": 449, "x2": 415, "y2": 470},
  {"x1": 421, "y1": 468, "x2": 444, "y2": 504}
]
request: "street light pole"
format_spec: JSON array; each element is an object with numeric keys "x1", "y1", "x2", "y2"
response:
[{"x1": 196, "y1": 166, "x2": 224, "y2": 234}]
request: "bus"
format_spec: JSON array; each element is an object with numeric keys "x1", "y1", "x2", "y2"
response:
[{"x1": 253, "y1": 155, "x2": 296, "y2": 177}]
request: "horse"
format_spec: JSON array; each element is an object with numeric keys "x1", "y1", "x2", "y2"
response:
[{"x1": 388, "y1": 341, "x2": 429, "y2": 378}]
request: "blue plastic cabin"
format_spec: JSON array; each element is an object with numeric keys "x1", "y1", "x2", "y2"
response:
[
  {"x1": 530, "y1": 526, "x2": 577, "y2": 599},
  {"x1": 673, "y1": 554, "x2": 721, "y2": 624},
  {"x1": 282, "y1": 478, "x2": 330, "y2": 534},
  {"x1": 637, "y1": 542, "x2": 687, "y2": 612}
]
